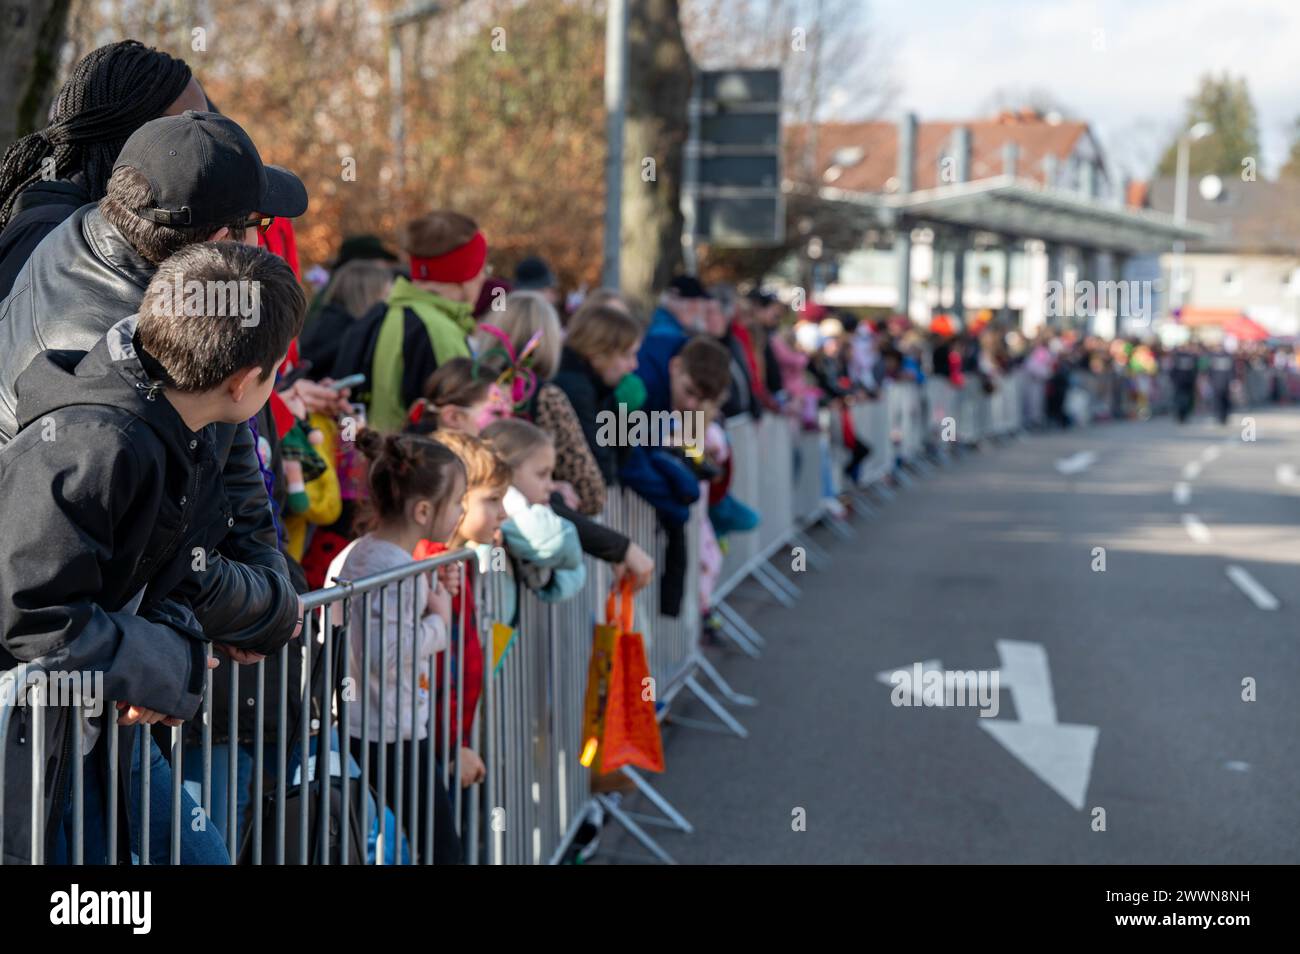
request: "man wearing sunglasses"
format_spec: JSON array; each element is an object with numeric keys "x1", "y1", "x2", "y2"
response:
[{"x1": 0, "y1": 110, "x2": 309, "y2": 680}]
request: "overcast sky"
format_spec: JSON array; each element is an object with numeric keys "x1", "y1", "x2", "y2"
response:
[{"x1": 862, "y1": 0, "x2": 1300, "y2": 178}]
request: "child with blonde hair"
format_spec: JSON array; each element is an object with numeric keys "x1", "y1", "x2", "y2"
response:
[{"x1": 479, "y1": 419, "x2": 585, "y2": 614}]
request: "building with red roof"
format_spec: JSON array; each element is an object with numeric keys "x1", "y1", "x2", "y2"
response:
[{"x1": 773, "y1": 109, "x2": 1205, "y2": 338}]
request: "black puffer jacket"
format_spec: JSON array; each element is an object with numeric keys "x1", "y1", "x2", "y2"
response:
[
  {"x1": 0, "y1": 316, "x2": 222, "y2": 864},
  {"x1": 2, "y1": 315, "x2": 219, "y2": 691},
  {"x1": 0, "y1": 204, "x2": 298, "y2": 653}
]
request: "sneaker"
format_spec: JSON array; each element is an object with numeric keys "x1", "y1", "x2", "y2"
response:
[
  {"x1": 700, "y1": 612, "x2": 726, "y2": 647},
  {"x1": 565, "y1": 802, "x2": 606, "y2": 864}
]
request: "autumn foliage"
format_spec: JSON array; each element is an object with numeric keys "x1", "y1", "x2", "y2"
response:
[{"x1": 63, "y1": 0, "x2": 606, "y2": 287}]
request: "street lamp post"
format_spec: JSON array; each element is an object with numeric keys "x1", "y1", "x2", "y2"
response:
[
  {"x1": 601, "y1": 0, "x2": 628, "y2": 290},
  {"x1": 386, "y1": 2, "x2": 442, "y2": 201},
  {"x1": 1170, "y1": 120, "x2": 1213, "y2": 314}
]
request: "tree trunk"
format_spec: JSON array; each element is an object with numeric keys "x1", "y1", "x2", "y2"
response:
[
  {"x1": 0, "y1": 0, "x2": 72, "y2": 147},
  {"x1": 618, "y1": 0, "x2": 691, "y2": 314}
]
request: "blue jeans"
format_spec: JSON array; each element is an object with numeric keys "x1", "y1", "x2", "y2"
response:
[
  {"x1": 182, "y1": 732, "x2": 412, "y2": 864},
  {"x1": 54, "y1": 729, "x2": 230, "y2": 865},
  {"x1": 820, "y1": 439, "x2": 836, "y2": 498},
  {"x1": 182, "y1": 743, "x2": 254, "y2": 850},
  {"x1": 181, "y1": 737, "x2": 312, "y2": 850}
]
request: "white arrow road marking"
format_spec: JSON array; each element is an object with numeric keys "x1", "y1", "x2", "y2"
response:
[
  {"x1": 991, "y1": 640, "x2": 1055, "y2": 722},
  {"x1": 876, "y1": 659, "x2": 943, "y2": 687},
  {"x1": 979, "y1": 722, "x2": 1100, "y2": 811},
  {"x1": 1173, "y1": 482, "x2": 1191, "y2": 505},
  {"x1": 873, "y1": 660, "x2": 946, "y2": 691},
  {"x1": 1225, "y1": 565, "x2": 1280, "y2": 611},
  {"x1": 1055, "y1": 451, "x2": 1096, "y2": 475},
  {"x1": 1201, "y1": 446, "x2": 1221, "y2": 464},
  {"x1": 979, "y1": 640, "x2": 1098, "y2": 811},
  {"x1": 1277, "y1": 464, "x2": 1297, "y2": 487},
  {"x1": 1182, "y1": 513, "x2": 1212, "y2": 543},
  {"x1": 877, "y1": 659, "x2": 949, "y2": 707},
  {"x1": 1182, "y1": 461, "x2": 1202, "y2": 480}
]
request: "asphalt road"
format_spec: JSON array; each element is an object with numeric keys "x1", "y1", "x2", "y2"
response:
[{"x1": 601, "y1": 408, "x2": 1300, "y2": 864}]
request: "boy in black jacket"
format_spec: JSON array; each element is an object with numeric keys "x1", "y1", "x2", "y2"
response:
[{"x1": 0, "y1": 242, "x2": 305, "y2": 864}]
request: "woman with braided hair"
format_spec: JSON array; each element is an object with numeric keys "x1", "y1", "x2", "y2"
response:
[{"x1": 0, "y1": 39, "x2": 206, "y2": 297}]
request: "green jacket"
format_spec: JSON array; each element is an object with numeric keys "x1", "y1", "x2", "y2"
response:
[{"x1": 370, "y1": 277, "x2": 475, "y2": 432}]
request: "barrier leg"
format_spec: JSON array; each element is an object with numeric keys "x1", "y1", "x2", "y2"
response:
[
  {"x1": 904, "y1": 454, "x2": 933, "y2": 476},
  {"x1": 927, "y1": 440, "x2": 953, "y2": 466},
  {"x1": 618, "y1": 768, "x2": 694, "y2": 833},
  {"x1": 868, "y1": 480, "x2": 897, "y2": 502},
  {"x1": 791, "y1": 531, "x2": 831, "y2": 570},
  {"x1": 752, "y1": 562, "x2": 800, "y2": 606},
  {"x1": 693, "y1": 651, "x2": 757, "y2": 707},
  {"x1": 674, "y1": 674, "x2": 750, "y2": 739},
  {"x1": 844, "y1": 489, "x2": 880, "y2": 517},
  {"x1": 714, "y1": 600, "x2": 764, "y2": 656},
  {"x1": 820, "y1": 509, "x2": 856, "y2": 540},
  {"x1": 595, "y1": 793, "x2": 677, "y2": 865}
]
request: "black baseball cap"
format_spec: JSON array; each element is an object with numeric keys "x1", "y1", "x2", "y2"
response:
[
  {"x1": 668, "y1": 274, "x2": 712, "y2": 300},
  {"x1": 113, "y1": 110, "x2": 308, "y2": 229}
]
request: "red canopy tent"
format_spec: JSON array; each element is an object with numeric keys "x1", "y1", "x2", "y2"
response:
[
  {"x1": 1222, "y1": 313, "x2": 1270, "y2": 341},
  {"x1": 1174, "y1": 307, "x2": 1270, "y2": 341}
]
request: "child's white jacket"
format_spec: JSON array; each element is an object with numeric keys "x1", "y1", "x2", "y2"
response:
[{"x1": 475, "y1": 488, "x2": 586, "y2": 621}]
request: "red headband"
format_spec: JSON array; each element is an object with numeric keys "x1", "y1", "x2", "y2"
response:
[{"x1": 409, "y1": 231, "x2": 487, "y2": 283}]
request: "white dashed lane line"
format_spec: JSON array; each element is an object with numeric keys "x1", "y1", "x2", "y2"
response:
[
  {"x1": 1055, "y1": 451, "x2": 1096, "y2": 475},
  {"x1": 1173, "y1": 442, "x2": 1284, "y2": 612},
  {"x1": 1182, "y1": 513, "x2": 1212, "y2": 543},
  {"x1": 1225, "y1": 565, "x2": 1280, "y2": 611}
]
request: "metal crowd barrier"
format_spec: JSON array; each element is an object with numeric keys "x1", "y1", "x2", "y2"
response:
[
  {"x1": 4, "y1": 372, "x2": 1037, "y2": 868},
  {"x1": 717, "y1": 411, "x2": 797, "y2": 602},
  {"x1": 791, "y1": 415, "x2": 830, "y2": 527},
  {"x1": 0, "y1": 489, "x2": 714, "y2": 867},
  {"x1": 867, "y1": 398, "x2": 895, "y2": 480},
  {"x1": 472, "y1": 485, "x2": 730, "y2": 866},
  {"x1": 1011, "y1": 363, "x2": 1300, "y2": 427},
  {"x1": 2, "y1": 548, "x2": 501, "y2": 866},
  {"x1": 922, "y1": 372, "x2": 1024, "y2": 447}
]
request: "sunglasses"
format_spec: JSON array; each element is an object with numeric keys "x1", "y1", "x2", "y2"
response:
[{"x1": 239, "y1": 214, "x2": 276, "y2": 236}]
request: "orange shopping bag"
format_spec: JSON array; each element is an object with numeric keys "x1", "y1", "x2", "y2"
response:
[{"x1": 579, "y1": 580, "x2": 665, "y2": 774}]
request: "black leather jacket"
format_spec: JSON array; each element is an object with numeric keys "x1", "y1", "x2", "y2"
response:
[
  {"x1": 0, "y1": 176, "x2": 90, "y2": 300},
  {"x1": 0, "y1": 203, "x2": 298, "y2": 654}
]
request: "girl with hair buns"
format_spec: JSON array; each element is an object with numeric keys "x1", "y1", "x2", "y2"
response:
[{"x1": 325, "y1": 429, "x2": 476, "y2": 864}]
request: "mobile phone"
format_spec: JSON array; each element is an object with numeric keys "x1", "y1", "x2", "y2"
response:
[{"x1": 331, "y1": 373, "x2": 366, "y2": 392}]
